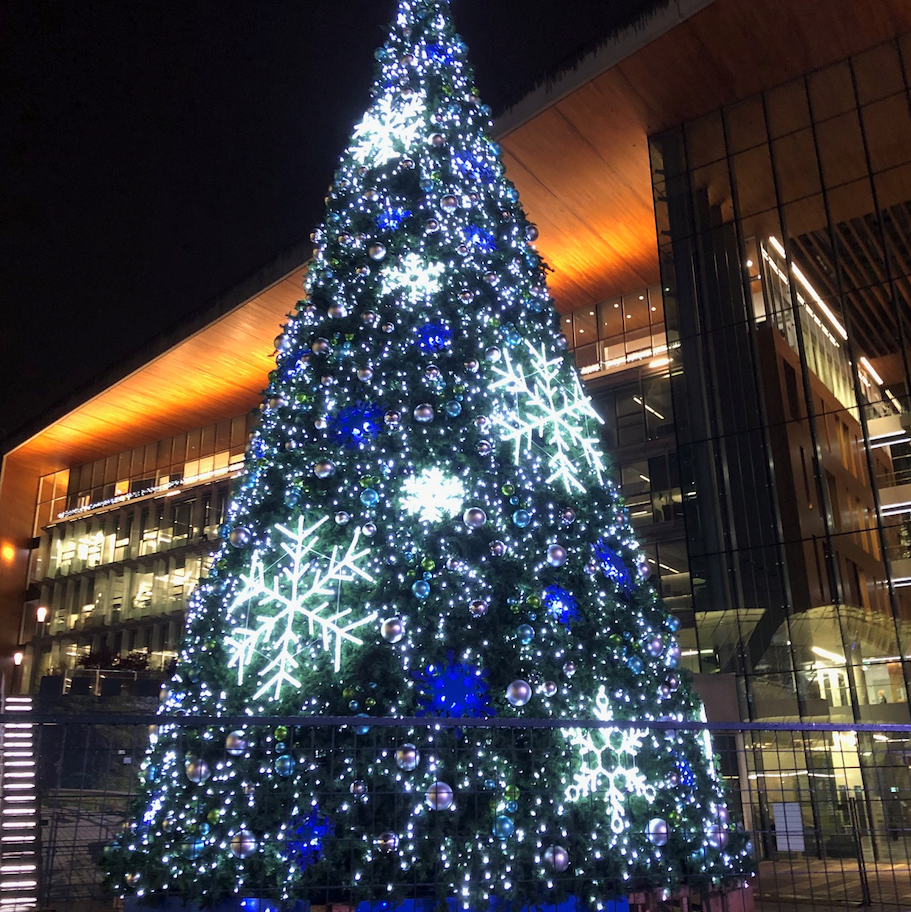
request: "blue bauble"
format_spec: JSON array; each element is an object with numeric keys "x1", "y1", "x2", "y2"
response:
[
  {"x1": 667, "y1": 615, "x2": 681, "y2": 632},
  {"x1": 628, "y1": 656, "x2": 644, "y2": 674},
  {"x1": 445, "y1": 400, "x2": 462, "y2": 417},
  {"x1": 360, "y1": 488, "x2": 380, "y2": 507},
  {"x1": 274, "y1": 755, "x2": 296, "y2": 778},
  {"x1": 512, "y1": 510, "x2": 531, "y2": 528},
  {"x1": 354, "y1": 713, "x2": 371, "y2": 735},
  {"x1": 506, "y1": 329, "x2": 522, "y2": 347},
  {"x1": 412, "y1": 580, "x2": 431, "y2": 599},
  {"x1": 493, "y1": 815, "x2": 515, "y2": 839},
  {"x1": 517, "y1": 624, "x2": 535, "y2": 644},
  {"x1": 483, "y1": 779, "x2": 497, "y2": 790},
  {"x1": 505, "y1": 800, "x2": 518, "y2": 813}
]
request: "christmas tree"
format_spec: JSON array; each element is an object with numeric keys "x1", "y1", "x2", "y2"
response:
[{"x1": 104, "y1": 0, "x2": 752, "y2": 907}]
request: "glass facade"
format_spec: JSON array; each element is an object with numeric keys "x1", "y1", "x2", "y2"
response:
[
  {"x1": 647, "y1": 36, "x2": 911, "y2": 854},
  {"x1": 23, "y1": 414, "x2": 255, "y2": 688}
]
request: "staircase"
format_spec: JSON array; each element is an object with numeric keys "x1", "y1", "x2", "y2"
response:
[{"x1": 0, "y1": 696, "x2": 39, "y2": 910}]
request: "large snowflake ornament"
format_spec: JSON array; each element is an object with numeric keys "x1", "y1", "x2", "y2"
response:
[
  {"x1": 382, "y1": 252, "x2": 446, "y2": 303},
  {"x1": 491, "y1": 341, "x2": 607, "y2": 493},
  {"x1": 564, "y1": 686, "x2": 654, "y2": 837},
  {"x1": 401, "y1": 467, "x2": 465, "y2": 523},
  {"x1": 349, "y1": 94, "x2": 425, "y2": 166},
  {"x1": 225, "y1": 517, "x2": 376, "y2": 700}
]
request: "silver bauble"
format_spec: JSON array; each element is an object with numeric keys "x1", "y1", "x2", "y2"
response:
[
  {"x1": 362, "y1": 522, "x2": 377, "y2": 537},
  {"x1": 368, "y1": 243, "x2": 386, "y2": 260},
  {"x1": 414, "y1": 404, "x2": 435, "y2": 423},
  {"x1": 225, "y1": 731, "x2": 248, "y2": 756},
  {"x1": 526, "y1": 224, "x2": 540, "y2": 242},
  {"x1": 349, "y1": 779, "x2": 367, "y2": 798},
  {"x1": 314, "y1": 415, "x2": 329, "y2": 429},
  {"x1": 463, "y1": 507, "x2": 487, "y2": 529},
  {"x1": 647, "y1": 818, "x2": 669, "y2": 846},
  {"x1": 485, "y1": 346, "x2": 502, "y2": 362},
  {"x1": 543, "y1": 845, "x2": 569, "y2": 872},
  {"x1": 638, "y1": 560, "x2": 652, "y2": 579},
  {"x1": 648, "y1": 636, "x2": 664, "y2": 657},
  {"x1": 562, "y1": 661, "x2": 577, "y2": 678},
  {"x1": 313, "y1": 460, "x2": 336, "y2": 479},
  {"x1": 706, "y1": 824, "x2": 728, "y2": 850},
  {"x1": 335, "y1": 512, "x2": 351, "y2": 525},
  {"x1": 320, "y1": 374, "x2": 336, "y2": 387},
  {"x1": 311, "y1": 338, "x2": 331, "y2": 355},
  {"x1": 274, "y1": 333, "x2": 292, "y2": 352},
  {"x1": 230, "y1": 830, "x2": 257, "y2": 859},
  {"x1": 555, "y1": 333, "x2": 569, "y2": 349},
  {"x1": 543, "y1": 681, "x2": 558, "y2": 697},
  {"x1": 381, "y1": 617, "x2": 405, "y2": 643},
  {"x1": 561, "y1": 508, "x2": 576, "y2": 525},
  {"x1": 546, "y1": 544, "x2": 567, "y2": 567},
  {"x1": 425, "y1": 781, "x2": 454, "y2": 811},
  {"x1": 328, "y1": 303, "x2": 348, "y2": 319},
  {"x1": 228, "y1": 527, "x2": 252, "y2": 548},
  {"x1": 506, "y1": 680, "x2": 532, "y2": 707},
  {"x1": 430, "y1": 132, "x2": 445, "y2": 147},
  {"x1": 357, "y1": 367, "x2": 374, "y2": 382},
  {"x1": 375, "y1": 832, "x2": 399, "y2": 853},
  {"x1": 395, "y1": 743, "x2": 420, "y2": 771},
  {"x1": 361, "y1": 311, "x2": 379, "y2": 326},
  {"x1": 441, "y1": 195, "x2": 458, "y2": 213},
  {"x1": 469, "y1": 600, "x2": 489, "y2": 618},
  {"x1": 490, "y1": 540, "x2": 506, "y2": 556},
  {"x1": 464, "y1": 359, "x2": 479, "y2": 372},
  {"x1": 267, "y1": 394, "x2": 286, "y2": 410},
  {"x1": 385, "y1": 410, "x2": 402, "y2": 428},
  {"x1": 474, "y1": 416, "x2": 490, "y2": 432},
  {"x1": 185, "y1": 759, "x2": 210, "y2": 784},
  {"x1": 425, "y1": 218, "x2": 440, "y2": 233},
  {"x1": 125, "y1": 873, "x2": 142, "y2": 888}
]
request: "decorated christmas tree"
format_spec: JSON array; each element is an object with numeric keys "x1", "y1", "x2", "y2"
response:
[{"x1": 104, "y1": 0, "x2": 752, "y2": 907}]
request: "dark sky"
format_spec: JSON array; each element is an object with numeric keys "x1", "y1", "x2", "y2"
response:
[{"x1": 1, "y1": 0, "x2": 658, "y2": 445}]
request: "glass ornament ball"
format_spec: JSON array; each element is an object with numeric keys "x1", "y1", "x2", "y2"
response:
[
  {"x1": 311, "y1": 338, "x2": 331, "y2": 355},
  {"x1": 517, "y1": 624, "x2": 534, "y2": 644},
  {"x1": 425, "y1": 218, "x2": 440, "y2": 233},
  {"x1": 349, "y1": 779, "x2": 367, "y2": 798},
  {"x1": 314, "y1": 415, "x2": 328, "y2": 430},
  {"x1": 375, "y1": 832, "x2": 399, "y2": 854},
  {"x1": 182, "y1": 839, "x2": 205, "y2": 860},
  {"x1": 506, "y1": 680, "x2": 532, "y2": 707},
  {"x1": 659, "y1": 683, "x2": 672, "y2": 698},
  {"x1": 665, "y1": 645, "x2": 681, "y2": 668},
  {"x1": 490, "y1": 540, "x2": 506, "y2": 557},
  {"x1": 512, "y1": 510, "x2": 532, "y2": 528},
  {"x1": 381, "y1": 322, "x2": 395, "y2": 334},
  {"x1": 274, "y1": 725, "x2": 289, "y2": 741},
  {"x1": 225, "y1": 731, "x2": 248, "y2": 756},
  {"x1": 667, "y1": 615, "x2": 682, "y2": 633},
  {"x1": 628, "y1": 656, "x2": 644, "y2": 674},
  {"x1": 561, "y1": 508, "x2": 576, "y2": 525},
  {"x1": 463, "y1": 507, "x2": 487, "y2": 529},
  {"x1": 384, "y1": 410, "x2": 402, "y2": 428},
  {"x1": 441, "y1": 195, "x2": 459, "y2": 213},
  {"x1": 638, "y1": 560, "x2": 652, "y2": 579},
  {"x1": 460, "y1": 290, "x2": 474, "y2": 303},
  {"x1": 274, "y1": 755, "x2": 296, "y2": 777},
  {"x1": 361, "y1": 311, "x2": 379, "y2": 326},
  {"x1": 647, "y1": 818, "x2": 669, "y2": 847},
  {"x1": 584, "y1": 561, "x2": 599, "y2": 576},
  {"x1": 484, "y1": 272, "x2": 499, "y2": 286},
  {"x1": 477, "y1": 441, "x2": 492, "y2": 457},
  {"x1": 543, "y1": 680, "x2": 558, "y2": 697},
  {"x1": 412, "y1": 580, "x2": 431, "y2": 599},
  {"x1": 474, "y1": 415, "x2": 490, "y2": 433},
  {"x1": 228, "y1": 527, "x2": 252, "y2": 548},
  {"x1": 648, "y1": 636, "x2": 664, "y2": 657},
  {"x1": 430, "y1": 132, "x2": 445, "y2": 147},
  {"x1": 505, "y1": 800, "x2": 518, "y2": 813},
  {"x1": 469, "y1": 600, "x2": 489, "y2": 618},
  {"x1": 556, "y1": 333, "x2": 569, "y2": 350},
  {"x1": 546, "y1": 544, "x2": 567, "y2": 567},
  {"x1": 185, "y1": 759, "x2": 211, "y2": 784},
  {"x1": 125, "y1": 872, "x2": 142, "y2": 888},
  {"x1": 414, "y1": 404, "x2": 435, "y2": 423},
  {"x1": 425, "y1": 781, "x2": 454, "y2": 810},
  {"x1": 230, "y1": 830, "x2": 257, "y2": 859},
  {"x1": 395, "y1": 744, "x2": 420, "y2": 771},
  {"x1": 493, "y1": 815, "x2": 515, "y2": 839},
  {"x1": 328, "y1": 303, "x2": 347, "y2": 319},
  {"x1": 445, "y1": 400, "x2": 462, "y2": 417},
  {"x1": 354, "y1": 715, "x2": 371, "y2": 735},
  {"x1": 357, "y1": 367, "x2": 374, "y2": 382},
  {"x1": 715, "y1": 804, "x2": 730, "y2": 826},
  {"x1": 356, "y1": 264, "x2": 370, "y2": 277},
  {"x1": 563, "y1": 661, "x2": 577, "y2": 678},
  {"x1": 335, "y1": 512, "x2": 351, "y2": 525},
  {"x1": 706, "y1": 824, "x2": 729, "y2": 850},
  {"x1": 274, "y1": 333, "x2": 292, "y2": 352},
  {"x1": 360, "y1": 488, "x2": 380, "y2": 507},
  {"x1": 368, "y1": 243, "x2": 386, "y2": 260},
  {"x1": 465, "y1": 359, "x2": 479, "y2": 372},
  {"x1": 313, "y1": 460, "x2": 336, "y2": 479},
  {"x1": 543, "y1": 845, "x2": 569, "y2": 872},
  {"x1": 381, "y1": 617, "x2": 405, "y2": 643},
  {"x1": 526, "y1": 224, "x2": 540, "y2": 242},
  {"x1": 320, "y1": 374, "x2": 336, "y2": 387},
  {"x1": 485, "y1": 346, "x2": 502, "y2": 362},
  {"x1": 362, "y1": 522, "x2": 377, "y2": 537},
  {"x1": 666, "y1": 771, "x2": 679, "y2": 787}
]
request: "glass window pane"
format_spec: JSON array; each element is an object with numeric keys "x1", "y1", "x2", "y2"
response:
[
  {"x1": 853, "y1": 42, "x2": 904, "y2": 106},
  {"x1": 809, "y1": 60, "x2": 856, "y2": 122},
  {"x1": 573, "y1": 307, "x2": 596, "y2": 348},
  {"x1": 766, "y1": 78, "x2": 811, "y2": 138},
  {"x1": 862, "y1": 95, "x2": 911, "y2": 174},
  {"x1": 816, "y1": 111, "x2": 868, "y2": 187},
  {"x1": 726, "y1": 96, "x2": 767, "y2": 154},
  {"x1": 599, "y1": 298, "x2": 623, "y2": 339},
  {"x1": 685, "y1": 112, "x2": 725, "y2": 169},
  {"x1": 731, "y1": 145, "x2": 776, "y2": 218},
  {"x1": 772, "y1": 128, "x2": 821, "y2": 204}
]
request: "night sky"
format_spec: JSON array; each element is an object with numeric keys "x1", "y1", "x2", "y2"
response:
[{"x1": 1, "y1": 0, "x2": 658, "y2": 445}]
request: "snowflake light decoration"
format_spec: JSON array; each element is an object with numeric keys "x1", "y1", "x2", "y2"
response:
[
  {"x1": 414, "y1": 653, "x2": 494, "y2": 718},
  {"x1": 594, "y1": 539, "x2": 634, "y2": 594},
  {"x1": 349, "y1": 94, "x2": 425, "y2": 166},
  {"x1": 490, "y1": 341, "x2": 606, "y2": 493},
  {"x1": 564, "y1": 686, "x2": 654, "y2": 837},
  {"x1": 376, "y1": 207, "x2": 411, "y2": 231},
  {"x1": 543, "y1": 585, "x2": 579, "y2": 631},
  {"x1": 401, "y1": 468, "x2": 465, "y2": 523},
  {"x1": 284, "y1": 809, "x2": 333, "y2": 870},
  {"x1": 382, "y1": 252, "x2": 446, "y2": 303},
  {"x1": 225, "y1": 516, "x2": 376, "y2": 700},
  {"x1": 328, "y1": 401, "x2": 384, "y2": 449}
]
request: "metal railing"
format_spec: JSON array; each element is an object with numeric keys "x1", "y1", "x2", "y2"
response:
[{"x1": 8, "y1": 711, "x2": 911, "y2": 912}]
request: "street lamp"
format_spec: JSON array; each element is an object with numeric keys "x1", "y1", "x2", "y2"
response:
[
  {"x1": 13, "y1": 652, "x2": 23, "y2": 667},
  {"x1": 36, "y1": 606, "x2": 48, "y2": 624}
]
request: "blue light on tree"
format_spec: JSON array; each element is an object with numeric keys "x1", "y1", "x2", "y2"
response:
[
  {"x1": 328, "y1": 401, "x2": 385, "y2": 449},
  {"x1": 415, "y1": 322, "x2": 453, "y2": 353},
  {"x1": 414, "y1": 653, "x2": 494, "y2": 718},
  {"x1": 427, "y1": 42, "x2": 455, "y2": 65},
  {"x1": 284, "y1": 809, "x2": 333, "y2": 869},
  {"x1": 543, "y1": 585, "x2": 579, "y2": 631},
  {"x1": 467, "y1": 224, "x2": 497, "y2": 252},
  {"x1": 452, "y1": 152, "x2": 496, "y2": 182},
  {"x1": 594, "y1": 539, "x2": 634, "y2": 594},
  {"x1": 376, "y1": 207, "x2": 411, "y2": 231}
]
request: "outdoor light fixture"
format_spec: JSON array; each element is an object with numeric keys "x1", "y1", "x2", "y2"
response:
[{"x1": 12, "y1": 652, "x2": 23, "y2": 666}]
